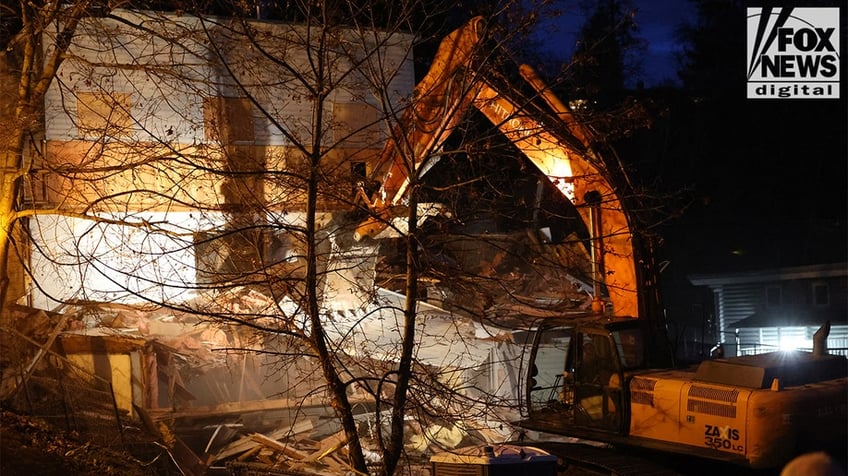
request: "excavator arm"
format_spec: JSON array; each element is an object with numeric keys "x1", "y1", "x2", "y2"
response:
[
  {"x1": 352, "y1": 16, "x2": 486, "y2": 241},
  {"x1": 354, "y1": 16, "x2": 638, "y2": 318}
]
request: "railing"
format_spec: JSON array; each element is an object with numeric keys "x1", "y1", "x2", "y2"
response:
[{"x1": 737, "y1": 343, "x2": 848, "y2": 358}]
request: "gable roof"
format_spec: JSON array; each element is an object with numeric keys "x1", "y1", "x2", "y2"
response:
[
  {"x1": 731, "y1": 306, "x2": 848, "y2": 328},
  {"x1": 689, "y1": 262, "x2": 847, "y2": 287}
]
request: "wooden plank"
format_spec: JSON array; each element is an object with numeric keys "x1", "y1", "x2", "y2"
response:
[
  {"x1": 303, "y1": 430, "x2": 348, "y2": 462},
  {"x1": 212, "y1": 419, "x2": 313, "y2": 462},
  {"x1": 57, "y1": 334, "x2": 147, "y2": 354},
  {"x1": 250, "y1": 433, "x2": 310, "y2": 460},
  {"x1": 9, "y1": 313, "x2": 71, "y2": 398},
  {"x1": 134, "y1": 405, "x2": 207, "y2": 476},
  {"x1": 235, "y1": 445, "x2": 261, "y2": 462},
  {"x1": 148, "y1": 396, "x2": 330, "y2": 420}
]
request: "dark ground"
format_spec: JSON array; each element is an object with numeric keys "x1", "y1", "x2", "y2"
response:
[
  {"x1": 0, "y1": 409, "x2": 161, "y2": 475},
  {"x1": 3, "y1": 408, "x2": 844, "y2": 475}
]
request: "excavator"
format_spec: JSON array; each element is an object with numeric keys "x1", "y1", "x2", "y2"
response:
[{"x1": 353, "y1": 16, "x2": 848, "y2": 473}]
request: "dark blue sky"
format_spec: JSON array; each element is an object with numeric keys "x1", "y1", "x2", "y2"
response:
[{"x1": 535, "y1": 1, "x2": 698, "y2": 86}]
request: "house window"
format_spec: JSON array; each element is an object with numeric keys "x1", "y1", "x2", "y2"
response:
[
  {"x1": 21, "y1": 170, "x2": 50, "y2": 206},
  {"x1": 204, "y1": 97, "x2": 255, "y2": 144},
  {"x1": 692, "y1": 303, "x2": 703, "y2": 318},
  {"x1": 813, "y1": 283, "x2": 830, "y2": 307},
  {"x1": 77, "y1": 91, "x2": 133, "y2": 137},
  {"x1": 766, "y1": 286, "x2": 781, "y2": 308},
  {"x1": 351, "y1": 161, "x2": 367, "y2": 199}
]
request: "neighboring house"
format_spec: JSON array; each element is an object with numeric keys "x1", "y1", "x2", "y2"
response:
[{"x1": 689, "y1": 262, "x2": 848, "y2": 357}]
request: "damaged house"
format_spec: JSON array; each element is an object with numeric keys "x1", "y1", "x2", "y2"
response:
[{"x1": 2, "y1": 8, "x2": 604, "y2": 475}]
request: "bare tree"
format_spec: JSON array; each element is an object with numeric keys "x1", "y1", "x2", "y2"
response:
[
  {"x1": 0, "y1": 0, "x2": 106, "y2": 311},
  {"x1": 2, "y1": 1, "x2": 643, "y2": 475}
]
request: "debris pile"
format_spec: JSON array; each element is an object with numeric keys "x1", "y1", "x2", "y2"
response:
[{"x1": 0, "y1": 293, "x2": 515, "y2": 475}]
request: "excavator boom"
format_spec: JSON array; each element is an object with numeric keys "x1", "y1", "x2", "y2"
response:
[
  {"x1": 355, "y1": 16, "x2": 639, "y2": 317},
  {"x1": 471, "y1": 73, "x2": 637, "y2": 317},
  {"x1": 353, "y1": 17, "x2": 485, "y2": 242}
]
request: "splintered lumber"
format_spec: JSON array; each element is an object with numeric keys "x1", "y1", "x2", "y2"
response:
[
  {"x1": 148, "y1": 395, "x2": 328, "y2": 420},
  {"x1": 303, "y1": 430, "x2": 349, "y2": 462},
  {"x1": 134, "y1": 405, "x2": 207, "y2": 476},
  {"x1": 9, "y1": 313, "x2": 71, "y2": 398},
  {"x1": 167, "y1": 434, "x2": 208, "y2": 476},
  {"x1": 212, "y1": 419, "x2": 313, "y2": 462},
  {"x1": 256, "y1": 451, "x2": 276, "y2": 466},
  {"x1": 250, "y1": 433, "x2": 311, "y2": 460},
  {"x1": 236, "y1": 446, "x2": 262, "y2": 462}
]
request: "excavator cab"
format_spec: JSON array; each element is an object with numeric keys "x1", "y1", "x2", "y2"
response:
[{"x1": 523, "y1": 316, "x2": 665, "y2": 438}]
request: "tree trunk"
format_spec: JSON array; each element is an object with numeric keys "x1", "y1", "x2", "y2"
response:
[
  {"x1": 0, "y1": 131, "x2": 25, "y2": 315},
  {"x1": 381, "y1": 184, "x2": 419, "y2": 476}
]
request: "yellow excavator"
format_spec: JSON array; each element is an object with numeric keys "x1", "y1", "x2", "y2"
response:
[{"x1": 354, "y1": 16, "x2": 848, "y2": 472}]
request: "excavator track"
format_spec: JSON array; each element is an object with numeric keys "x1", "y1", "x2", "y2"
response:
[
  {"x1": 525, "y1": 441, "x2": 780, "y2": 476},
  {"x1": 526, "y1": 441, "x2": 684, "y2": 476}
]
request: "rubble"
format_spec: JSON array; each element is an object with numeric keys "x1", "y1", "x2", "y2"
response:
[
  {"x1": 0, "y1": 223, "x2": 590, "y2": 475},
  {"x1": 0, "y1": 291, "x2": 515, "y2": 475}
]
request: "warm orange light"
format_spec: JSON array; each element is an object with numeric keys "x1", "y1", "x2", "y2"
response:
[{"x1": 545, "y1": 155, "x2": 575, "y2": 201}]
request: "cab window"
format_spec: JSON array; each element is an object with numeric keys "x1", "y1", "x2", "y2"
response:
[{"x1": 612, "y1": 328, "x2": 645, "y2": 370}]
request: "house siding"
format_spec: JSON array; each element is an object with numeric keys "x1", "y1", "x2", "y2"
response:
[
  {"x1": 26, "y1": 10, "x2": 415, "y2": 307},
  {"x1": 715, "y1": 284, "x2": 759, "y2": 334},
  {"x1": 45, "y1": 12, "x2": 413, "y2": 149}
]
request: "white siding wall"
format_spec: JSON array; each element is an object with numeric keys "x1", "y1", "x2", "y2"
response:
[
  {"x1": 29, "y1": 212, "x2": 223, "y2": 308},
  {"x1": 714, "y1": 284, "x2": 758, "y2": 355},
  {"x1": 737, "y1": 325, "x2": 848, "y2": 357},
  {"x1": 44, "y1": 13, "x2": 208, "y2": 144},
  {"x1": 34, "y1": 11, "x2": 415, "y2": 306},
  {"x1": 44, "y1": 12, "x2": 414, "y2": 148}
]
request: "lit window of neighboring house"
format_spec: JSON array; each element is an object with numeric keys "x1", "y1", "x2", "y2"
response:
[
  {"x1": 766, "y1": 286, "x2": 781, "y2": 308},
  {"x1": 76, "y1": 91, "x2": 133, "y2": 138},
  {"x1": 812, "y1": 283, "x2": 830, "y2": 307}
]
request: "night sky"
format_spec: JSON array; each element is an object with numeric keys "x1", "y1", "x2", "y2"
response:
[
  {"x1": 533, "y1": 0, "x2": 697, "y2": 86},
  {"x1": 525, "y1": 1, "x2": 847, "y2": 338},
  {"x1": 536, "y1": 1, "x2": 846, "y2": 261}
]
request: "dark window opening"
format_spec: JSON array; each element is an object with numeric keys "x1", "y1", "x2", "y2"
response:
[
  {"x1": 351, "y1": 161, "x2": 367, "y2": 199},
  {"x1": 813, "y1": 283, "x2": 830, "y2": 307},
  {"x1": 766, "y1": 286, "x2": 781, "y2": 308}
]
